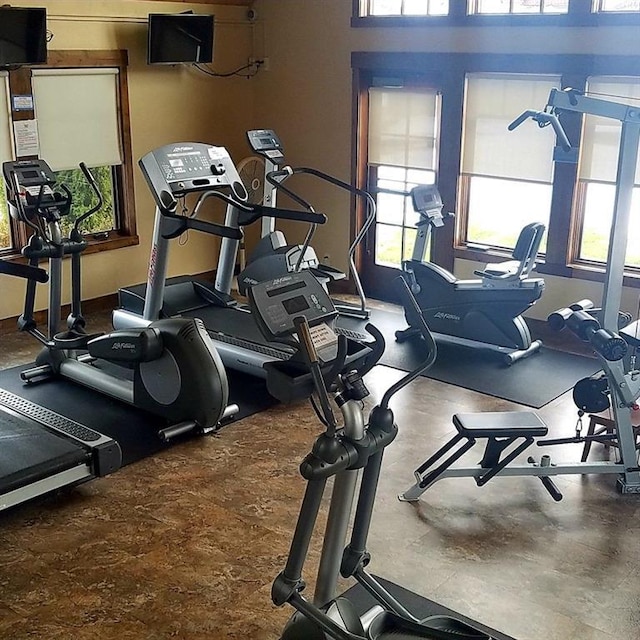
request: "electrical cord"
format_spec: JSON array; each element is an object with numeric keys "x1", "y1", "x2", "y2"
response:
[{"x1": 193, "y1": 59, "x2": 263, "y2": 79}]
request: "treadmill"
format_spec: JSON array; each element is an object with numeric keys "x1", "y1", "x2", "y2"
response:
[
  {"x1": 113, "y1": 143, "x2": 371, "y2": 380},
  {"x1": 0, "y1": 260, "x2": 121, "y2": 512}
]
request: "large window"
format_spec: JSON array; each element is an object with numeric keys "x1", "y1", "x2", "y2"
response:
[
  {"x1": 354, "y1": 52, "x2": 640, "y2": 294},
  {"x1": 367, "y1": 86, "x2": 439, "y2": 268},
  {"x1": 574, "y1": 76, "x2": 640, "y2": 267},
  {"x1": 460, "y1": 73, "x2": 559, "y2": 252},
  {"x1": 360, "y1": 0, "x2": 449, "y2": 15},
  {"x1": 354, "y1": 0, "x2": 640, "y2": 20},
  {"x1": 469, "y1": 0, "x2": 568, "y2": 13},
  {"x1": 0, "y1": 51, "x2": 136, "y2": 261}
]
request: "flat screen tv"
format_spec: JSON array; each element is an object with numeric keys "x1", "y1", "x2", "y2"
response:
[
  {"x1": 147, "y1": 13, "x2": 214, "y2": 65},
  {"x1": 0, "y1": 6, "x2": 47, "y2": 67}
]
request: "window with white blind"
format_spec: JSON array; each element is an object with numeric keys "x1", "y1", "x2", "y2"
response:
[
  {"x1": 460, "y1": 73, "x2": 560, "y2": 251},
  {"x1": 575, "y1": 76, "x2": 640, "y2": 267},
  {"x1": 595, "y1": 0, "x2": 640, "y2": 11},
  {"x1": 0, "y1": 72, "x2": 13, "y2": 250},
  {"x1": 359, "y1": 0, "x2": 449, "y2": 15},
  {"x1": 469, "y1": 0, "x2": 569, "y2": 14},
  {"x1": 31, "y1": 67, "x2": 122, "y2": 237},
  {"x1": 0, "y1": 51, "x2": 135, "y2": 260},
  {"x1": 368, "y1": 85, "x2": 439, "y2": 268}
]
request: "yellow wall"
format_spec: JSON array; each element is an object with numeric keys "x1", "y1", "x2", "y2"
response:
[
  {"x1": 251, "y1": 0, "x2": 640, "y2": 320},
  {"x1": 4, "y1": 0, "x2": 640, "y2": 323},
  {"x1": 2, "y1": 0, "x2": 257, "y2": 320}
]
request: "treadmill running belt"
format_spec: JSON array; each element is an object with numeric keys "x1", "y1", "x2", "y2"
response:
[{"x1": 0, "y1": 407, "x2": 88, "y2": 494}]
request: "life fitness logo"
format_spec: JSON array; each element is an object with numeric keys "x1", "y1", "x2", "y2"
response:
[{"x1": 148, "y1": 245, "x2": 159, "y2": 284}]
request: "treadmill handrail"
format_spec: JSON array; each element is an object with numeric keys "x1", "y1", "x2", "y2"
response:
[{"x1": 190, "y1": 188, "x2": 327, "y2": 227}]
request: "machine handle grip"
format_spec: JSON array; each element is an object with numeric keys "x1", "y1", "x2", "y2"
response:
[
  {"x1": 293, "y1": 316, "x2": 338, "y2": 435},
  {"x1": 380, "y1": 277, "x2": 438, "y2": 410},
  {"x1": 238, "y1": 203, "x2": 326, "y2": 227},
  {"x1": 0, "y1": 259, "x2": 48, "y2": 283},
  {"x1": 508, "y1": 110, "x2": 539, "y2": 131}
]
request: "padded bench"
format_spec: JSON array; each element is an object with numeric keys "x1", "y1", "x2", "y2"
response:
[{"x1": 414, "y1": 411, "x2": 548, "y2": 489}]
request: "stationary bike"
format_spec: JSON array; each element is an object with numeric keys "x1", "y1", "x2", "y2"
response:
[
  {"x1": 3, "y1": 158, "x2": 237, "y2": 441},
  {"x1": 247, "y1": 270, "x2": 502, "y2": 639},
  {"x1": 396, "y1": 185, "x2": 545, "y2": 366}
]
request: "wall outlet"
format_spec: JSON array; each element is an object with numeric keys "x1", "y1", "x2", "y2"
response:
[{"x1": 249, "y1": 57, "x2": 270, "y2": 72}]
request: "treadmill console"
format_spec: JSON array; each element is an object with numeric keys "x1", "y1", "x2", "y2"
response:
[
  {"x1": 248, "y1": 271, "x2": 339, "y2": 363},
  {"x1": 246, "y1": 129, "x2": 285, "y2": 165},
  {"x1": 139, "y1": 142, "x2": 248, "y2": 211}
]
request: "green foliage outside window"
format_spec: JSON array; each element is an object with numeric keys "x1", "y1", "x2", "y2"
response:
[
  {"x1": 0, "y1": 166, "x2": 115, "y2": 252},
  {"x1": 55, "y1": 166, "x2": 116, "y2": 237}
]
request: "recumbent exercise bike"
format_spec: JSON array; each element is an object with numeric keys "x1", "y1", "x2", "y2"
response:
[{"x1": 396, "y1": 184, "x2": 545, "y2": 366}]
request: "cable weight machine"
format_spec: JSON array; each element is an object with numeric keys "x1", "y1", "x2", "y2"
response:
[{"x1": 401, "y1": 87, "x2": 640, "y2": 502}]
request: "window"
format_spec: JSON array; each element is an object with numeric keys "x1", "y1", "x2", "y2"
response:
[
  {"x1": 1, "y1": 72, "x2": 13, "y2": 250},
  {"x1": 574, "y1": 77, "x2": 640, "y2": 267},
  {"x1": 353, "y1": 0, "x2": 640, "y2": 22},
  {"x1": 0, "y1": 51, "x2": 136, "y2": 260},
  {"x1": 359, "y1": 0, "x2": 449, "y2": 15},
  {"x1": 594, "y1": 0, "x2": 640, "y2": 11},
  {"x1": 367, "y1": 86, "x2": 439, "y2": 268},
  {"x1": 460, "y1": 73, "x2": 559, "y2": 251},
  {"x1": 31, "y1": 68, "x2": 122, "y2": 237},
  {"x1": 469, "y1": 0, "x2": 568, "y2": 13}
]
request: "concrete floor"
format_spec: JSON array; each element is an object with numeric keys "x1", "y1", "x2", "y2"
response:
[{"x1": 0, "y1": 308, "x2": 637, "y2": 640}]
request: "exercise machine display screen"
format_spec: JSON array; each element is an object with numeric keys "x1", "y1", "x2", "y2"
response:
[{"x1": 282, "y1": 295, "x2": 310, "y2": 315}]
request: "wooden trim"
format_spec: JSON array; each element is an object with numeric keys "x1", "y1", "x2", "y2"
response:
[{"x1": 3, "y1": 50, "x2": 138, "y2": 257}]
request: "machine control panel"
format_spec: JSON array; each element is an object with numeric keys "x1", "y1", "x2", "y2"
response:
[
  {"x1": 246, "y1": 129, "x2": 285, "y2": 165},
  {"x1": 139, "y1": 143, "x2": 248, "y2": 209},
  {"x1": 3, "y1": 159, "x2": 60, "y2": 219},
  {"x1": 411, "y1": 184, "x2": 444, "y2": 225},
  {"x1": 248, "y1": 271, "x2": 339, "y2": 362}
]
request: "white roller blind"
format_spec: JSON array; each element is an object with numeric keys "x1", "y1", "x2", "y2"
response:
[
  {"x1": 462, "y1": 73, "x2": 560, "y2": 182},
  {"x1": 0, "y1": 72, "x2": 12, "y2": 164},
  {"x1": 580, "y1": 76, "x2": 640, "y2": 185},
  {"x1": 368, "y1": 86, "x2": 439, "y2": 170},
  {"x1": 32, "y1": 68, "x2": 122, "y2": 171}
]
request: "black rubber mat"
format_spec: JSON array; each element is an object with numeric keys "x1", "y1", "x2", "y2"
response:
[
  {"x1": 340, "y1": 308, "x2": 601, "y2": 409},
  {"x1": 0, "y1": 366, "x2": 276, "y2": 466},
  {"x1": 343, "y1": 576, "x2": 514, "y2": 640}
]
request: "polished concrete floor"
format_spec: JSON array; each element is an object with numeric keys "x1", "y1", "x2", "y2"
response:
[{"x1": 0, "y1": 309, "x2": 638, "y2": 640}]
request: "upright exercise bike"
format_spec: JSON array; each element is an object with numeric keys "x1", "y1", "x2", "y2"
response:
[
  {"x1": 3, "y1": 158, "x2": 237, "y2": 441},
  {"x1": 396, "y1": 185, "x2": 545, "y2": 366},
  {"x1": 246, "y1": 270, "x2": 504, "y2": 639}
]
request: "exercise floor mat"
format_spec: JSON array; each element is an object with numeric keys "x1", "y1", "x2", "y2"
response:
[
  {"x1": 0, "y1": 365, "x2": 277, "y2": 466},
  {"x1": 340, "y1": 307, "x2": 601, "y2": 408}
]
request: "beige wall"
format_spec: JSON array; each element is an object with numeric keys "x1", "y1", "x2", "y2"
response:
[
  {"x1": 252, "y1": 0, "x2": 640, "y2": 320},
  {"x1": 2, "y1": 0, "x2": 257, "y2": 320},
  {"x1": 3, "y1": 0, "x2": 640, "y2": 323}
]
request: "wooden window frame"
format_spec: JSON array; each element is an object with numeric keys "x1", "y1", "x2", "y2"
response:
[
  {"x1": 352, "y1": 51, "x2": 640, "y2": 291},
  {"x1": 2, "y1": 49, "x2": 138, "y2": 261},
  {"x1": 352, "y1": 0, "x2": 640, "y2": 26}
]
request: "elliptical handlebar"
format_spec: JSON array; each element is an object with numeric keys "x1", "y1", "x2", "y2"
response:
[
  {"x1": 73, "y1": 163, "x2": 105, "y2": 235},
  {"x1": 380, "y1": 277, "x2": 438, "y2": 410},
  {"x1": 0, "y1": 258, "x2": 48, "y2": 283}
]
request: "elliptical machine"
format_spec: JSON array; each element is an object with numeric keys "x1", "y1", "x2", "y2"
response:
[
  {"x1": 246, "y1": 270, "x2": 503, "y2": 639},
  {"x1": 3, "y1": 158, "x2": 237, "y2": 442},
  {"x1": 237, "y1": 129, "x2": 375, "y2": 320},
  {"x1": 396, "y1": 184, "x2": 545, "y2": 366}
]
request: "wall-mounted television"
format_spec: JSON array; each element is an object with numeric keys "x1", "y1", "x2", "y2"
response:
[
  {"x1": 147, "y1": 13, "x2": 214, "y2": 65},
  {"x1": 0, "y1": 7, "x2": 47, "y2": 67}
]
